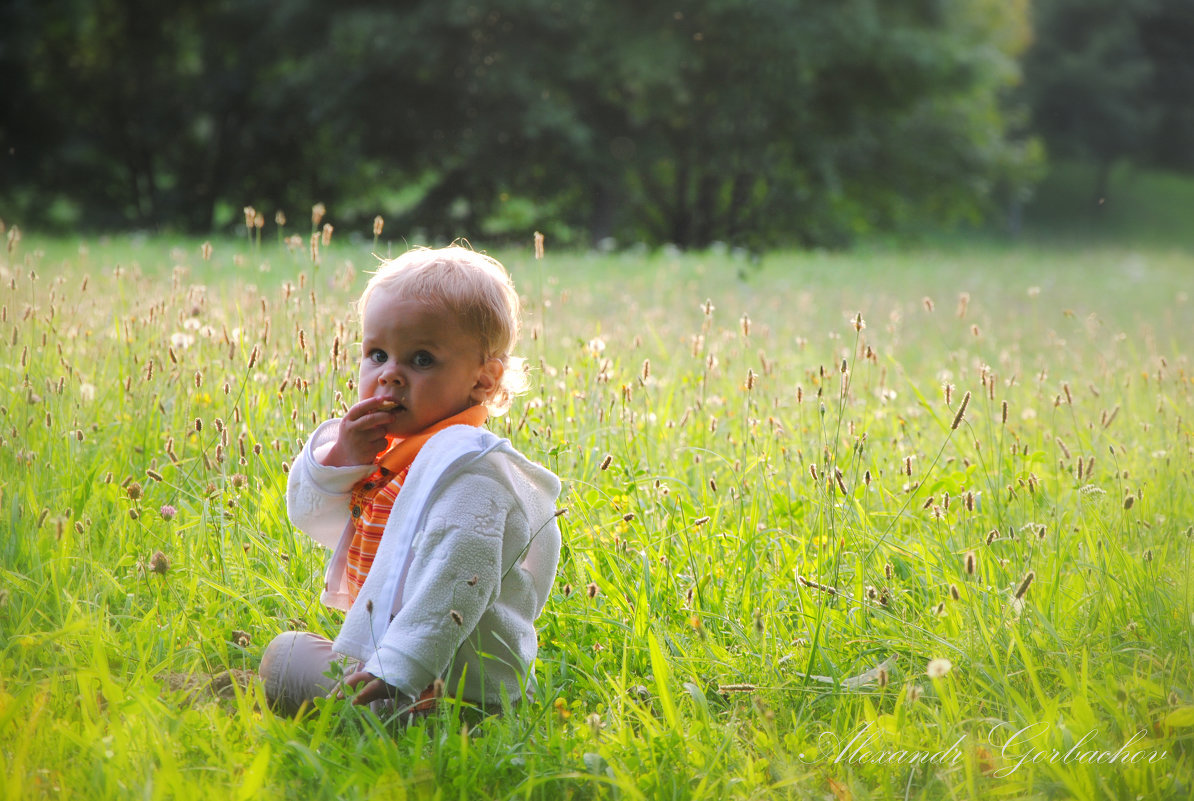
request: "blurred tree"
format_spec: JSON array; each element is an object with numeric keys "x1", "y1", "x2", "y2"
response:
[
  {"x1": 1021, "y1": 0, "x2": 1194, "y2": 202},
  {"x1": 1020, "y1": 0, "x2": 1154, "y2": 202},
  {"x1": 1137, "y1": 0, "x2": 1194, "y2": 172},
  {"x1": 2, "y1": 0, "x2": 1039, "y2": 247},
  {"x1": 360, "y1": 0, "x2": 1038, "y2": 248}
]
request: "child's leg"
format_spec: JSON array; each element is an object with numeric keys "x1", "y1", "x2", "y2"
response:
[{"x1": 259, "y1": 631, "x2": 347, "y2": 714}]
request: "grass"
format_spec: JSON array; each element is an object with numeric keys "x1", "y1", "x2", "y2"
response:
[
  {"x1": 1, "y1": 229, "x2": 1192, "y2": 800},
  {"x1": 1022, "y1": 160, "x2": 1194, "y2": 251}
]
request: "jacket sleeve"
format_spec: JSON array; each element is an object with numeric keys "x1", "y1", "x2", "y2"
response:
[
  {"x1": 361, "y1": 470, "x2": 509, "y2": 698},
  {"x1": 286, "y1": 419, "x2": 374, "y2": 549}
]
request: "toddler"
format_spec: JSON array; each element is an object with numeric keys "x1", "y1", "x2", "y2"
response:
[{"x1": 260, "y1": 245, "x2": 561, "y2": 717}]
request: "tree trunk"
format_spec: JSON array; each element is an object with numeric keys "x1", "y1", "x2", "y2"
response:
[
  {"x1": 1093, "y1": 158, "x2": 1113, "y2": 213},
  {"x1": 589, "y1": 179, "x2": 616, "y2": 247}
]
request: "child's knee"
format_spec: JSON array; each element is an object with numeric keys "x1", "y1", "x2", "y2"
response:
[
  {"x1": 259, "y1": 630, "x2": 303, "y2": 671},
  {"x1": 259, "y1": 631, "x2": 336, "y2": 713}
]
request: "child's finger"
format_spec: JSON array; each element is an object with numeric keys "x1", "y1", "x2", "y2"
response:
[
  {"x1": 352, "y1": 678, "x2": 390, "y2": 706},
  {"x1": 344, "y1": 398, "x2": 378, "y2": 420},
  {"x1": 348, "y1": 395, "x2": 400, "y2": 418}
]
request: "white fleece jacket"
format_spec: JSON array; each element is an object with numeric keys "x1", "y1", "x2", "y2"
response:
[{"x1": 286, "y1": 420, "x2": 562, "y2": 704}]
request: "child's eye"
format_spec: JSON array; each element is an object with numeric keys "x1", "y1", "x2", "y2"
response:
[
  {"x1": 367, "y1": 349, "x2": 387, "y2": 364},
  {"x1": 412, "y1": 351, "x2": 435, "y2": 368}
]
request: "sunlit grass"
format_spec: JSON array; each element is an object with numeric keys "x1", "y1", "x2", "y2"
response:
[{"x1": 1, "y1": 232, "x2": 1191, "y2": 799}]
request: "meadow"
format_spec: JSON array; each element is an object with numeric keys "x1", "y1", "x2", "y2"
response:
[{"x1": 1, "y1": 227, "x2": 1191, "y2": 800}]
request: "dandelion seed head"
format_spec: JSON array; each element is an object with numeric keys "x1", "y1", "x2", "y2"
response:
[{"x1": 927, "y1": 658, "x2": 952, "y2": 679}]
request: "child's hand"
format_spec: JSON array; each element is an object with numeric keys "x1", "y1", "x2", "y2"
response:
[
  {"x1": 339, "y1": 670, "x2": 394, "y2": 706},
  {"x1": 320, "y1": 397, "x2": 395, "y2": 467}
]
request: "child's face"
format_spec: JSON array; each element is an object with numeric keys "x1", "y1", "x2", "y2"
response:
[{"x1": 358, "y1": 287, "x2": 498, "y2": 437}]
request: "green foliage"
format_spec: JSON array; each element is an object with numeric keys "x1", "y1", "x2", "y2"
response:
[
  {"x1": 1, "y1": 234, "x2": 1192, "y2": 798},
  {"x1": 1025, "y1": 160, "x2": 1194, "y2": 248},
  {"x1": 2, "y1": 0, "x2": 1037, "y2": 247},
  {"x1": 1021, "y1": 0, "x2": 1194, "y2": 194}
]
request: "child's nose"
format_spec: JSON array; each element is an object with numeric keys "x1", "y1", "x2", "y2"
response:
[{"x1": 378, "y1": 364, "x2": 404, "y2": 386}]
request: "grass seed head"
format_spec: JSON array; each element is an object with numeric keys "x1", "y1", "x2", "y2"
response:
[
  {"x1": 951, "y1": 391, "x2": 971, "y2": 430},
  {"x1": 1014, "y1": 570, "x2": 1035, "y2": 600}
]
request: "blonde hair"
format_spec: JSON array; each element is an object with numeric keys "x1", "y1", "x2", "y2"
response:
[{"x1": 358, "y1": 245, "x2": 528, "y2": 415}]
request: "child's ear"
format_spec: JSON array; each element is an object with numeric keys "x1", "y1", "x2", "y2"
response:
[{"x1": 470, "y1": 358, "x2": 504, "y2": 403}]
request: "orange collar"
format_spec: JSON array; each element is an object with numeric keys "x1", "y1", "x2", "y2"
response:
[{"x1": 374, "y1": 405, "x2": 488, "y2": 477}]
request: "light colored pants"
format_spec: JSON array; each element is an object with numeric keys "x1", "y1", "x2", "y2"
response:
[
  {"x1": 259, "y1": 632, "x2": 468, "y2": 720},
  {"x1": 258, "y1": 631, "x2": 354, "y2": 715}
]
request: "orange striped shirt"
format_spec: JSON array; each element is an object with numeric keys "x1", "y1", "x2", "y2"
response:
[{"x1": 344, "y1": 406, "x2": 488, "y2": 605}]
